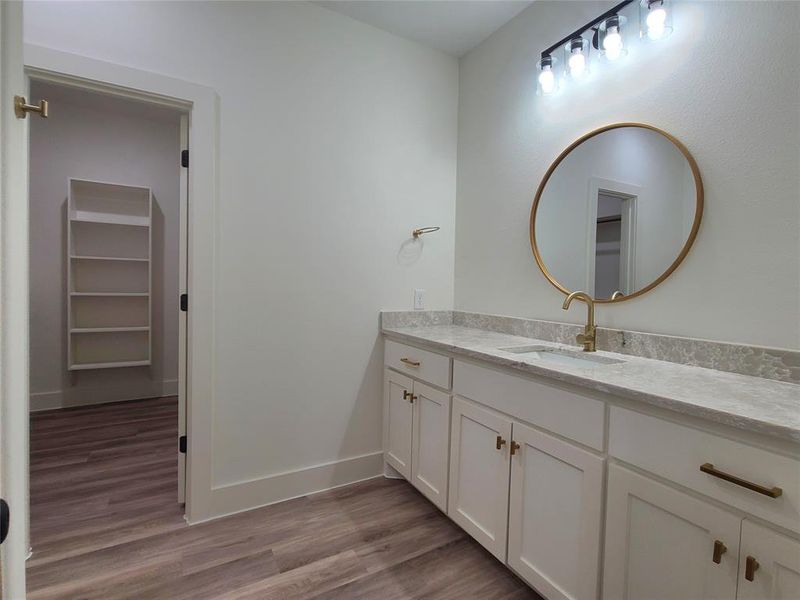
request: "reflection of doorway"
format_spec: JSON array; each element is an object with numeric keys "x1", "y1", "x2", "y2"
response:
[{"x1": 586, "y1": 178, "x2": 640, "y2": 298}]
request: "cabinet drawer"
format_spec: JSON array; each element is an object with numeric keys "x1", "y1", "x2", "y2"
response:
[
  {"x1": 609, "y1": 406, "x2": 800, "y2": 534},
  {"x1": 385, "y1": 339, "x2": 451, "y2": 389},
  {"x1": 453, "y1": 360, "x2": 605, "y2": 450}
]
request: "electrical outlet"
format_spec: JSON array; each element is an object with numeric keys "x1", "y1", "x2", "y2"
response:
[{"x1": 414, "y1": 289, "x2": 425, "y2": 310}]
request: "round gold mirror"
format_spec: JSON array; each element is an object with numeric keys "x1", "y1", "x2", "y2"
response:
[{"x1": 530, "y1": 123, "x2": 703, "y2": 303}]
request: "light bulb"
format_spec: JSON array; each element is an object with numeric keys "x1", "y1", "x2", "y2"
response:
[
  {"x1": 538, "y1": 65, "x2": 555, "y2": 94},
  {"x1": 568, "y1": 49, "x2": 586, "y2": 78},
  {"x1": 646, "y1": 6, "x2": 667, "y2": 40},
  {"x1": 603, "y1": 26, "x2": 623, "y2": 60}
]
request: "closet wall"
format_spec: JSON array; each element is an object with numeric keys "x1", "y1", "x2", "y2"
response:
[{"x1": 29, "y1": 82, "x2": 182, "y2": 410}]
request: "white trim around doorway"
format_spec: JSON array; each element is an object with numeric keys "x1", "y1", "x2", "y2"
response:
[{"x1": 24, "y1": 44, "x2": 218, "y2": 524}]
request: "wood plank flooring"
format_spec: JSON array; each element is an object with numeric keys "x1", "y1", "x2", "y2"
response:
[{"x1": 29, "y1": 397, "x2": 540, "y2": 599}]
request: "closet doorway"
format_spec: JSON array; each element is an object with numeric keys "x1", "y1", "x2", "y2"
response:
[{"x1": 26, "y1": 80, "x2": 190, "y2": 551}]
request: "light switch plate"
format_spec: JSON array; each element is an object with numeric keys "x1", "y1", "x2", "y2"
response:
[{"x1": 414, "y1": 289, "x2": 425, "y2": 310}]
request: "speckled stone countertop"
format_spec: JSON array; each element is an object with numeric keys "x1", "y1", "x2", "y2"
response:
[{"x1": 382, "y1": 323, "x2": 800, "y2": 444}]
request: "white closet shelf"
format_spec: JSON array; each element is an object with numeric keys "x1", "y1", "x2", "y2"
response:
[
  {"x1": 70, "y1": 292, "x2": 149, "y2": 297},
  {"x1": 70, "y1": 211, "x2": 150, "y2": 227},
  {"x1": 69, "y1": 360, "x2": 151, "y2": 371},
  {"x1": 71, "y1": 326, "x2": 150, "y2": 334},
  {"x1": 70, "y1": 255, "x2": 149, "y2": 263},
  {"x1": 68, "y1": 179, "x2": 152, "y2": 372}
]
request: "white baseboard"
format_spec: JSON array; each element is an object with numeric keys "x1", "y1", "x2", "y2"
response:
[
  {"x1": 191, "y1": 451, "x2": 384, "y2": 524},
  {"x1": 30, "y1": 379, "x2": 178, "y2": 411}
]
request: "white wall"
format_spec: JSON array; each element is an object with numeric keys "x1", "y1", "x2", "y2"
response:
[
  {"x1": 456, "y1": 1, "x2": 800, "y2": 349},
  {"x1": 29, "y1": 81, "x2": 181, "y2": 410},
  {"x1": 24, "y1": 1, "x2": 458, "y2": 494}
]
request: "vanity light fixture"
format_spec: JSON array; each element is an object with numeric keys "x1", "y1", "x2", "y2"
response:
[
  {"x1": 566, "y1": 37, "x2": 590, "y2": 79},
  {"x1": 537, "y1": 55, "x2": 557, "y2": 95},
  {"x1": 537, "y1": 0, "x2": 675, "y2": 98},
  {"x1": 641, "y1": 0, "x2": 673, "y2": 40},
  {"x1": 599, "y1": 15, "x2": 627, "y2": 61}
]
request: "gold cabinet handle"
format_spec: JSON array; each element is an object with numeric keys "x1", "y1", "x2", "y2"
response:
[
  {"x1": 496, "y1": 436, "x2": 507, "y2": 450},
  {"x1": 14, "y1": 95, "x2": 48, "y2": 119},
  {"x1": 745, "y1": 555, "x2": 759, "y2": 582},
  {"x1": 700, "y1": 463, "x2": 783, "y2": 498},
  {"x1": 712, "y1": 540, "x2": 727, "y2": 564},
  {"x1": 403, "y1": 390, "x2": 412, "y2": 401},
  {"x1": 510, "y1": 441, "x2": 521, "y2": 456},
  {"x1": 400, "y1": 358, "x2": 420, "y2": 367}
]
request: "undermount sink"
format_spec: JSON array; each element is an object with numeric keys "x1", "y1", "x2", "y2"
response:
[{"x1": 498, "y1": 344, "x2": 625, "y2": 366}]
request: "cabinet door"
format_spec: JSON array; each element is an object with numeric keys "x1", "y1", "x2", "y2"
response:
[
  {"x1": 508, "y1": 422, "x2": 603, "y2": 600},
  {"x1": 737, "y1": 520, "x2": 800, "y2": 599},
  {"x1": 383, "y1": 369, "x2": 414, "y2": 479},
  {"x1": 603, "y1": 464, "x2": 740, "y2": 600},
  {"x1": 448, "y1": 396, "x2": 512, "y2": 561},
  {"x1": 410, "y1": 382, "x2": 451, "y2": 512}
]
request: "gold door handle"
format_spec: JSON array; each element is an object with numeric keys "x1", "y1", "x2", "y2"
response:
[
  {"x1": 400, "y1": 358, "x2": 420, "y2": 367},
  {"x1": 745, "y1": 555, "x2": 759, "y2": 582},
  {"x1": 712, "y1": 540, "x2": 727, "y2": 564},
  {"x1": 403, "y1": 390, "x2": 411, "y2": 401},
  {"x1": 496, "y1": 436, "x2": 507, "y2": 450},
  {"x1": 700, "y1": 463, "x2": 783, "y2": 498},
  {"x1": 14, "y1": 96, "x2": 49, "y2": 119},
  {"x1": 510, "y1": 441, "x2": 521, "y2": 456}
]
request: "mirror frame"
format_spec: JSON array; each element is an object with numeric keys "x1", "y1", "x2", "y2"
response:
[{"x1": 529, "y1": 122, "x2": 704, "y2": 303}]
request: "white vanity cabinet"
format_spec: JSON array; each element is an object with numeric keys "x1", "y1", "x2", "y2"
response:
[
  {"x1": 382, "y1": 336, "x2": 800, "y2": 600},
  {"x1": 410, "y1": 382, "x2": 451, "y2": 511},
  {"x1": 603, "y1": 463, "x2": 742, "y2": 600},
  {"x1": 384, "y1": 369, "x2": 414, "y2": 479},
  {"x1": 738, "y1": 520, "x2": 800, "y2": 599},
  {"x1": 448, "y1": 397, "x2": 513, "y2": 560},
  {"x1": 508, "y1": 422, "x2": 604, "y2": 600},
  {"x1": 383, "y1": 341, "x2": 452, "y2": 512},
  {"x1": 605, "y1": 406, "x2": 800, "y2": 600}
]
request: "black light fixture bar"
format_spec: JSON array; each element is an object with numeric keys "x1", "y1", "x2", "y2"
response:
[{"x1": 540, "y1": 0, "x2": 634, "y2": 59}]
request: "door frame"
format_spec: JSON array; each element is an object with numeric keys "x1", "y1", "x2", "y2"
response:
[
  {"x1": 22, "y1": 45, "x2": 219, "y2": 524},
  {"x1": 586, "y1": 177, "x2": 640, "y2": 297},
  {"x1": 1, "y1": 3, "x2": 31, "y2": 598}
]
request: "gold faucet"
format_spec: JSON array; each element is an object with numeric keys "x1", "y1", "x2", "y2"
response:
[{"x1": 562, "y1": 291, "x2": 596, "y2": 352}]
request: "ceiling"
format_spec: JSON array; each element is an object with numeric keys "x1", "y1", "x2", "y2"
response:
[{"x1": 314, "y1": 1, "x2": 534, "y2": 58}]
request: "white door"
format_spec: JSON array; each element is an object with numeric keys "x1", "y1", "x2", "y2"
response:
[
  {"x1": 410, "y1": 382, "x2": 450, "y2": 512},
  {"x1": 1, "y1": 2, "x2": 31, "y2": 597},
  {"x1": 603, "y1": 464, "x2": 740, "y2": 600},
  {"x1": 508, "y1": 422, "x2": 604, "y2": 600},
  {"x1": 448, "y1": 396, "x2": 512, "y2": 561},
  {"x1": 383, "y1": 369, "x2": 414, "y2": 479},
  {"x1": 737, "y1": 520, "x2": 800, "y2": 599}
]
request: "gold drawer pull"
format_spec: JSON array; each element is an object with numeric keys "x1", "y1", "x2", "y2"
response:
[
  {"x1": 700, "y1": 463, "x2": 783, "y2": 498},
  {"x1": 712, "y1": 540, "x2": 727, "y2": 564},
  {"x1": 510, "y1": 441, "x2": 521, "y2": 456},
  {"x1": 400, "y1": 358, "x2": 420, "y2": 367},
  {"x1": 745, "y1": 555, "x2": 759, "y2": 582},
  {"x1": 496, "y1": 436, "x2": 507, "y2": 450}
]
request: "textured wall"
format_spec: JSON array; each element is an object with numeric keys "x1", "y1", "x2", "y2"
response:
[
  {"x1": 25, "y1": 1, "x2": 459, "y2": 486},
  {"x1": 455, "y1": 1, "x2": 800, "y2": 349}
]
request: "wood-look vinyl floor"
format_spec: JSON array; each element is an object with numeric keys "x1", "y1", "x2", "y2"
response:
[{"x1": 28, "y1": 397, "x2": 540, "y2": 600}]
